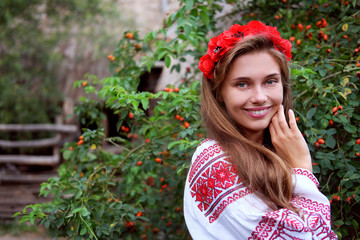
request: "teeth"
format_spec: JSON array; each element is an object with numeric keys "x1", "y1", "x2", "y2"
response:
[{"x1": 248, "y1": 109, "x2": 267, "y2": 115}]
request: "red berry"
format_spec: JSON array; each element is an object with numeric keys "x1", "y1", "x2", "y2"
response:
[
  {"x1": 332, "y1": 106, "x2": 338, "y2": 113},
  {"x1": 184, "y1": 121, "x2": 190, "y2": 128},
  {"x1": 298, "y1": 23, "x2": 304, "y2": 31},
  {"x1": 107, "y1": 55, "x2": 115, "y2": 61},
  {"x1": 318, "y1": 138, "x2": 325, "y2": 144},
  {"x1": 321, "y1": 18, "x2": 327, "y2": 27},
  {"x1": 136, "y1": 161, "x2": 143, "y2": 166},
  {"x1": 125, "y1": 33, "x2": 134, "y2": 39},
  {"x1": 356, "y1": 139, "x2": 360, "y2": 145},
  {"x1": 155, "y1": 158, "x2": 162, "y2": 164},
  {"x1": 77, "y1": 140, "x2": 84, "y2": 146},
  {"x1": 329, "y1": 120, "x2": 334, "y2": 126},
  {"x1": 129, "y1": 112, "x2": 134, "y2": 119}
]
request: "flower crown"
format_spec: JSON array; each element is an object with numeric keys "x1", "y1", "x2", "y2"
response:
[{"x1": 198, "y1": 21, "x2": 292, "y2": 80}]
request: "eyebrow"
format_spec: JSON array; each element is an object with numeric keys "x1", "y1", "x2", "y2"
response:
[{"x1": 230, "y1": 73, "x2": 281, "y2": 82}]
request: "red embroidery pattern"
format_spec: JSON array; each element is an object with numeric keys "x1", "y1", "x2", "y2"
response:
[
  {"x1": 293, "y1": 168, "x2": 319, "y2": 188},
  {"x1": 188, "y1": 140, "x2": 223, "y2": 183},
  {"x1": 190, "y1": 160, "x2": 240, "y2": 211},
  {"x1": 209, "y1": 188, "x2": 251, "y2": 223},
  {"x1": 250, "y1": 199, "x2": 337, "y2": 239},
  {"x1": 188, "y1": 141, "x2": 250, "y2": 223},
  {"x1": 291, "y1": 195, "x2": 331, "y2": 221}
]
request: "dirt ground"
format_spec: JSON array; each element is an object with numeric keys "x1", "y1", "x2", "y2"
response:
[
  {"x1": 0, "y1": 232, "x2": 52, "y2": 240},
  {"x1": 0, "y1": 225, "x2": 66, "y2": 240}
]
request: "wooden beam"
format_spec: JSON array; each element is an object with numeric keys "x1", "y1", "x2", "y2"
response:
[
  {"x1": 0, "y1": 135, "x2": 61, "y2": 148},
  {"x1": 0, "y1": 155, "x2": 60, "y2": 165},
  {"x1": 0, "y1": 185, "x2": 41, "y2": 196},
  {"x1": 0, "y1": 173, "x2": 56, "y2": 183},
  {"x1": 0, "y1": 124, "x2": 78, "y2": 133}
]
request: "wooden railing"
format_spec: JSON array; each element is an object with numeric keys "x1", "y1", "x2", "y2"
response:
[
  {"x1": 0, "y1": 124, "x2": 77, "y2": 166},
  {"x1": 0, "y1": 121, "x2": 78, "y2": 219}
]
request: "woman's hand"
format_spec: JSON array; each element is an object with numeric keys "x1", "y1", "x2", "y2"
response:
[{"x1": 269, "y1": 105, "x2": 312, "y2": 172}]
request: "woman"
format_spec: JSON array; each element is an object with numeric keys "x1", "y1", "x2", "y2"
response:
[{"x1": 183, "y1": 21, "x2": 337, "y2": 239}]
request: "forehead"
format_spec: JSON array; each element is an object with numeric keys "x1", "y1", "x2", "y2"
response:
[{"x1": 226, "y1": 51, "x2": 281, "y2": 81}]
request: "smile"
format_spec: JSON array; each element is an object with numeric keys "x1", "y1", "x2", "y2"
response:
[{"x1": 245, "y1": 107, "x2": 271, "y2": 118}]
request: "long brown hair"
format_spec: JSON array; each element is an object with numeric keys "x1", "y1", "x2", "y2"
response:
[{"x1": 201, "y1": 35, "x2": 295, "y2": 211}]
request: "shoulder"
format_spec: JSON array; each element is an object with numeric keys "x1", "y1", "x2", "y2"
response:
[
  {"x1": 187, "y1": 138, "x2": 226, "y2": 182},
  {"x1": 185, "y1": 138, "x2": 251, "y2": 222},
  {"x1": 192, "y1": 138, "x2": 224, "y2": 164}
]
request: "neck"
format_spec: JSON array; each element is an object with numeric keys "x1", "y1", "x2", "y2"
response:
[{"x1": 244, "y1": 130, "x2": 264, "y2": 145}]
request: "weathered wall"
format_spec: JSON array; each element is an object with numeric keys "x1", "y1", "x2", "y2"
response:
[{"x1": 60, "y1": 0, "x2": 180, "y2": 123}]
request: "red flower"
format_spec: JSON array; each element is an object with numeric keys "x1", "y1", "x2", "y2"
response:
[
  {"x1": 198, "y1": 54, "x2": 215, "y2": 80},
  {"x1": 199, "y1": 21, "x2": 292, "y2": 80},
  {"x1": 207, "y1": 33, "x2": 226, "y2": 62}
]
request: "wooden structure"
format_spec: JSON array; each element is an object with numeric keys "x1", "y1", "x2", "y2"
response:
[{"x1": 0, "y1": 121, "x2": 78, "y2": 219}]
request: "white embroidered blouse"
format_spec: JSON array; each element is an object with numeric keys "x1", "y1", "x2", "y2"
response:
[{"x1": 183, "y1": 139, "x2": 338, "y2": 239}]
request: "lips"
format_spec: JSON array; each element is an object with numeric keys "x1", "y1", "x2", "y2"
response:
[{"x1": 245, "y1": 107, "x2": 271, "y2": 118}]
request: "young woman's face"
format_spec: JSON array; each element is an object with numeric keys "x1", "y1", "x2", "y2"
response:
[{"x1": 220, "y1": 51, "x2": 283, "y2": 138}]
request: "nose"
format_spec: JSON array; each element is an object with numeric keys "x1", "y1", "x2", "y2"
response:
[{"x1": 250, "y1": 85, "x2": 267, "y2": 104}]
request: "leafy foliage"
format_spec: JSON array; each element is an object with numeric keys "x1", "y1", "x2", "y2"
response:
[
  {"x1": 15, "y1": 0, "x2": 360, "y2": 239},
  {"x1": 0, "y1": 0, "x2": 116, "y2": 124}
]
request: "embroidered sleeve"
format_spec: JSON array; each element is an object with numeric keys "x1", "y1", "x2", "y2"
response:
[
  {"x1": 249, "y1": 207, "x2": 338, "y2": 239},
  {"x1": 293, "y1": 168, "x2": 319, "y2": 187},
  {"x1": 249, "y1": 168, "x2": 338, "y2": 239}
]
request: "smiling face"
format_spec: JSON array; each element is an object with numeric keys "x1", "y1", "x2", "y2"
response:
[{"x1": 220, "y1": 51, "x2": 283, "y2": 142}]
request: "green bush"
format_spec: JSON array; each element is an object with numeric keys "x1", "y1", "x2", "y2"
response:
[
  {"x1": 16, "y1": 0, "x2": 360, "y2": 239},
  {"x1": 0, "y1": 0, "x2": 118, "y2": 125}
]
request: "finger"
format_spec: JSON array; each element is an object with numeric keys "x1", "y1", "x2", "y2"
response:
[
  {"x1": 269, "y1": 122, "x2": 276, "y2": 138},
  {"x1": 270, "y1": 108, "x2": 280, "y2": 135},
  {"x1": 277, "y1": 105, "x2": 290, "y2": 134},
  {"x1": 288, "y1": 109, "x2": 299, "y2": 131}
]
